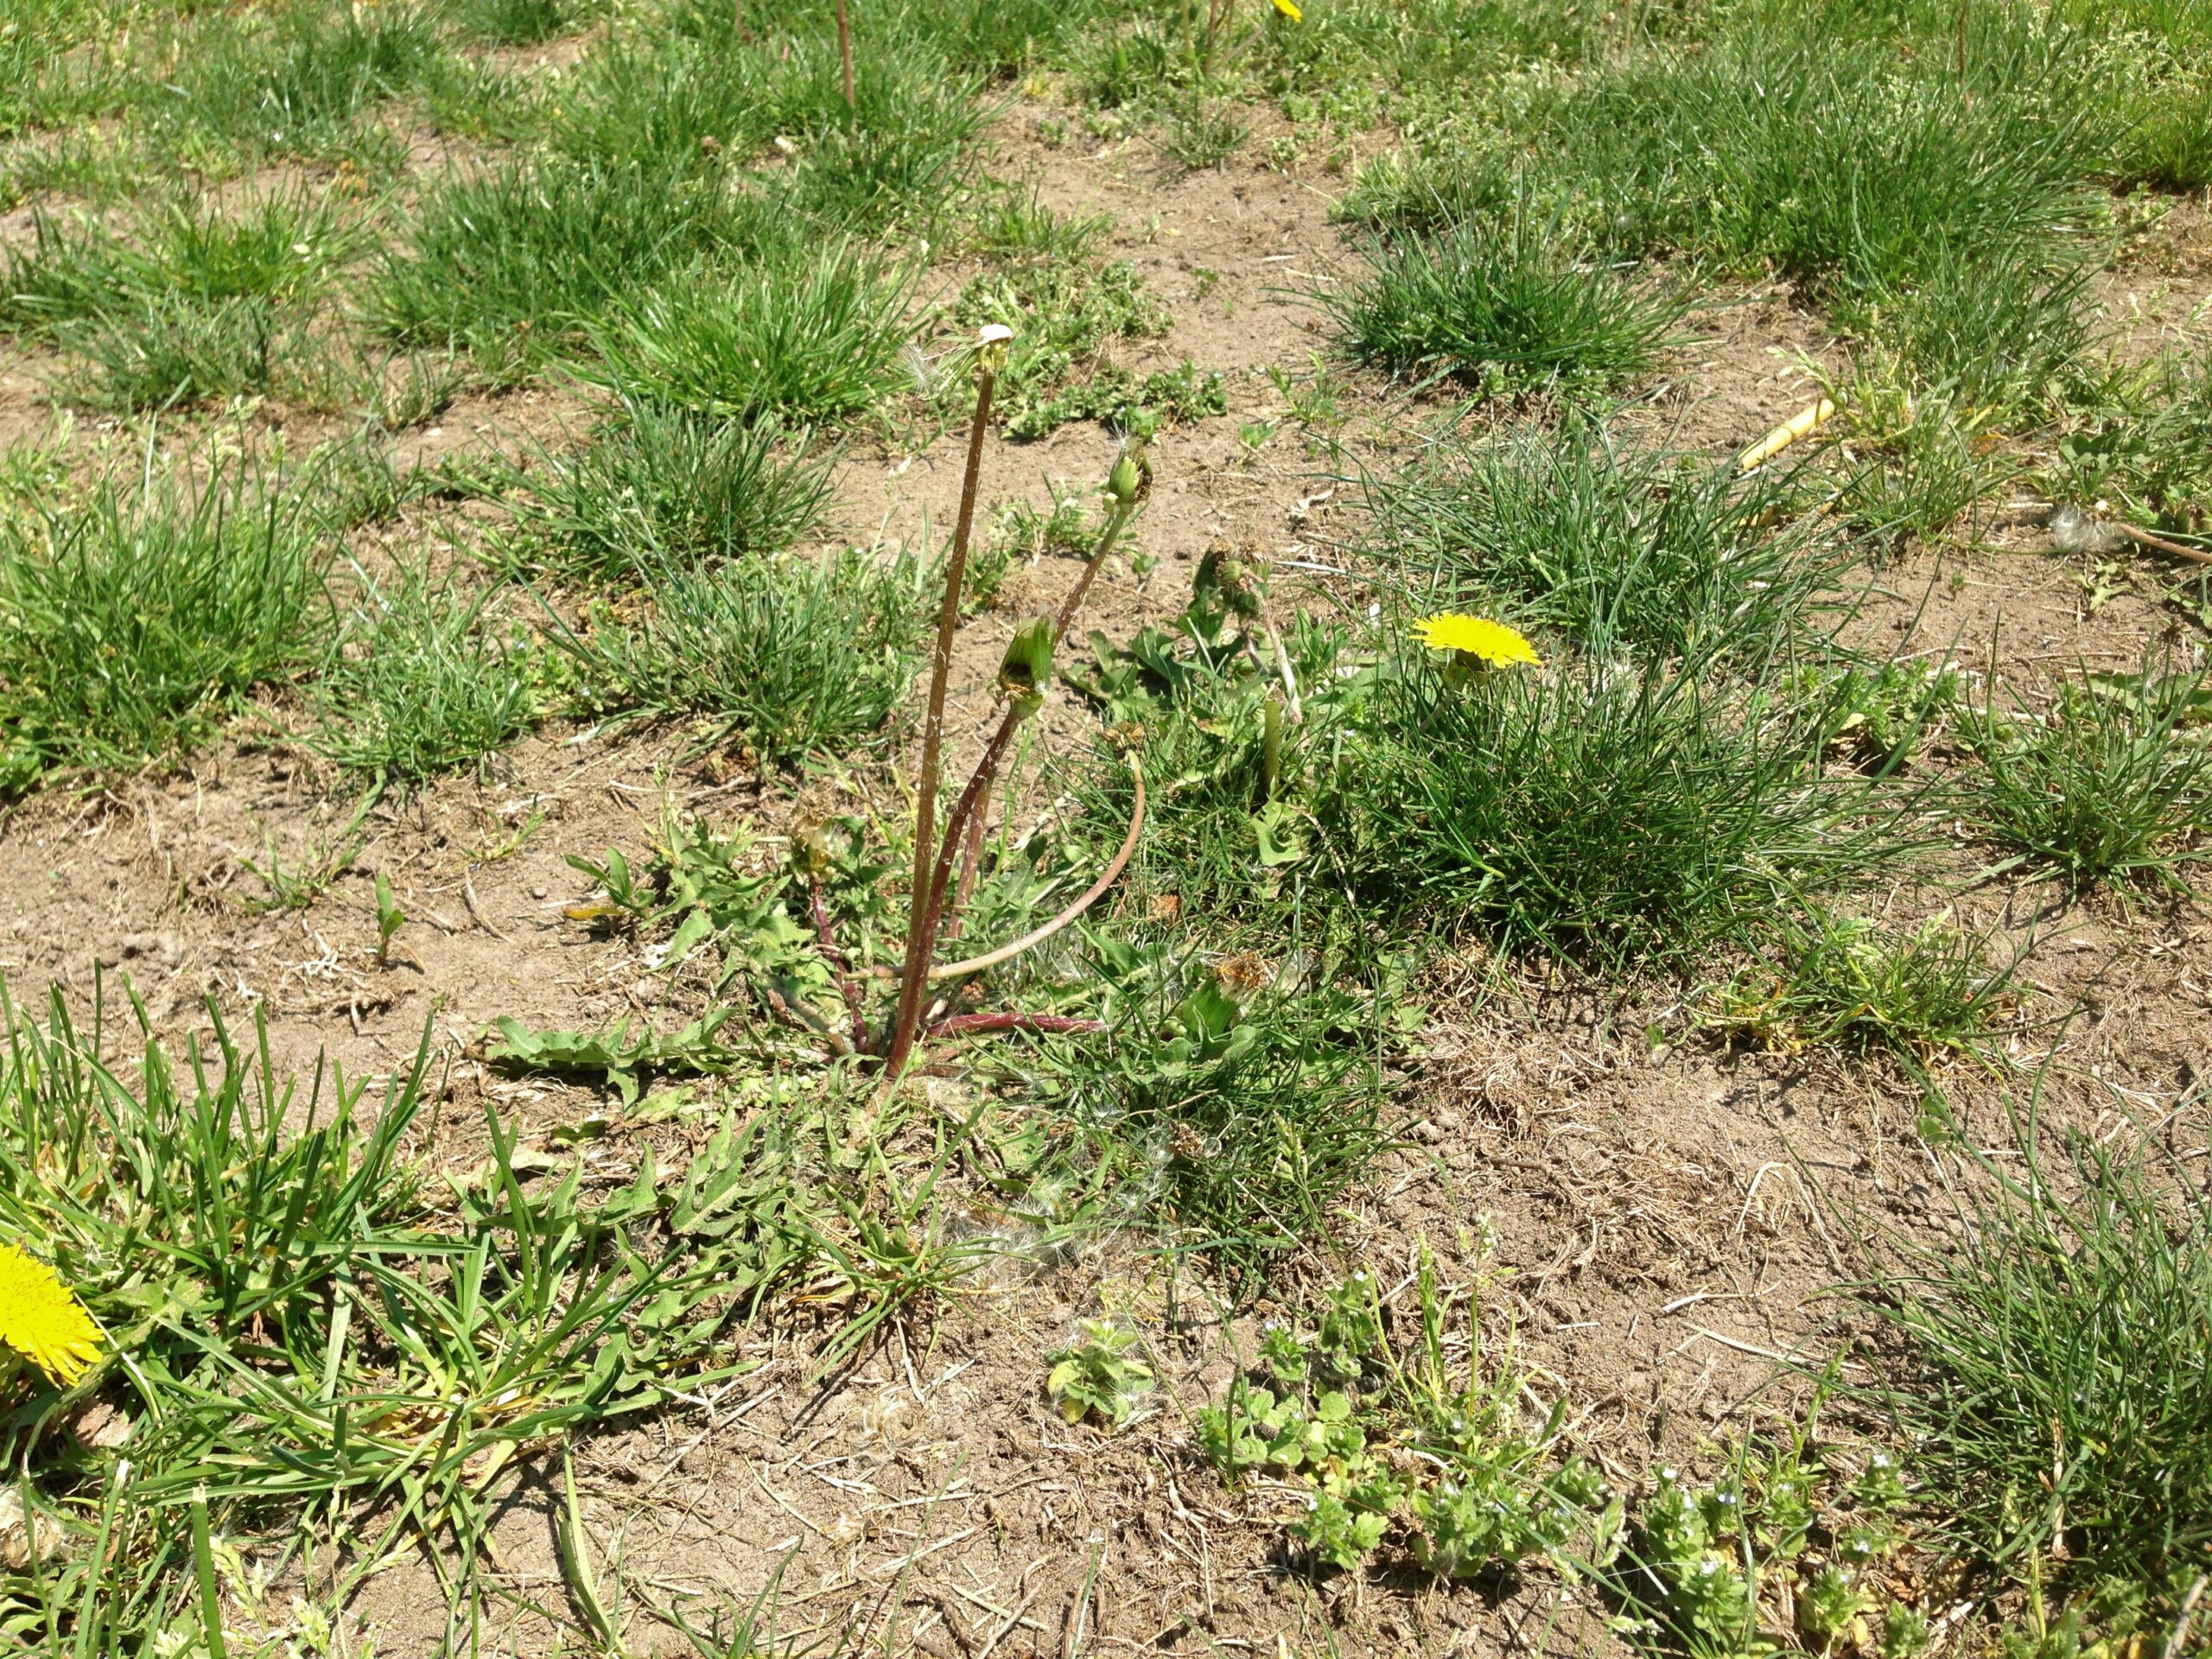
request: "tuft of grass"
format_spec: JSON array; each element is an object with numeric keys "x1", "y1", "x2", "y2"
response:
[
  {"x1": 57, "y1": 294, "x2": 322, "y2": 411},
  {"x1": 555, "y1": 546, "x2": 931, "y2": 764},
  {"x1": 1352, "y1": 27, "x2": 2106, "y2": 315},
  {"x1": 447, "y1": 0, "x2": 591, "y2": 45},
  {"x1": 1369, "y1": 419, "x2": 1839, "y2": 661},
  {"x1": 580, "y1": 244, "x2": 913, "y2": 423},
  {"x1": 1830, "y1": 380, "x2": 2017, "y2": 547},
  {"x1": 1151, "y1": 98, "x2": 1249, "y2": 171},
  {"x1": 153, "y1": 2, "x2": 449, "y2": 162},
  {"x1": 0, "y1": 466, "x2": 322, "y2": 791},
  {"x1": 1831, "y1": 239, "x2": 2094, "y2": 418},
  {"x1": 501, "y1": 399, "x2": 832, "y2": 582},
  {"x1": 965, "y1": 183, "x2": 1113, "y2": 265},
  {"x1": 1324, "y1": 215, "x2": 1689, "y2": 397},
  {"x1": 368, "y1": 160, "x2": 768, "y2": 373},
  {"x1": 1958, "y1": 661, "x2": 2212, "y2": 893},
  {"x1": 551, "y1": 29, "x2": 981, "y2": 227},
  {"x1": 1850, "y1": 1105, "x2": 2212, "y2": 1599},
  {"x1": 1710, "y1": 905, "x2": 2018, "y2": 1062},
  {"x1": 309, "y1": 563, "x2": 538, "y2": 785},
  {"x1": 2, "y1": 191, "x2": 354, "y2": 337},
  {"x1": 1318, "y1": 633, "x2": 1910, "y2": 963}
]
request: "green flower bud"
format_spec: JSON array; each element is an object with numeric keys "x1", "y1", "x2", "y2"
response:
[
  {"x1": 998, "y1": 616, "x2": 1056, "y2": 715},
  {"x1": 1109, "y1": 450, "x2": 1141, "y2": 505}
]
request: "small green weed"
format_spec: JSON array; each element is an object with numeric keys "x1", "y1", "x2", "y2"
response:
[
  {"x1": 373, "y1": 870, "x2": 405, "y2": 965},
  {"x1": 1198, "y1": 1253, "x2": 1608, "y2": 1576},
  {"x1": 955, "y1": 251, "x2": 1184, "y2": 439},
  {"x1": 1152, "y1": 98, "x2": 1249, "y2": 170},
  {"x1": 1612, "y1": 1432, "x2": 1927, "y2": 1657},
  {"x1": 1035, "y1": 950, "x2": 1387, "y2": 1278},
  {"x1": 1046, "y1": 1318, "x2": 1154, "y2": 1427}
]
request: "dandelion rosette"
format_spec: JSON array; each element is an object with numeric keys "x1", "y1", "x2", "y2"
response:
[
  {"x1": 0, "y1": 1241, "x2": 104, "y2": 1388},
  {"x1": 1412, "y1": 613, "x2": 1541, "y2": 671}
]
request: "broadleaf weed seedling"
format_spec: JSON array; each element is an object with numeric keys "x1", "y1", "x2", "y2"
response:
[
  {"x1": 1196, "y1": 1246, "x2": 1609, "y2": 1579},
  {"x1": 1046, "y1": 1317, "x2": 1154, "y2": 1427}
]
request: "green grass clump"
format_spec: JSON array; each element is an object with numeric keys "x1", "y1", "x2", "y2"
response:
[
  {"x1": 1832, "y1": 238, "x2": 2094, "y2": 417},
  {"x1": 0, "y1": 193, "x2": 353, "y2": 336},
  {"x1": 1318, "y1": 637, "x2": 1901, "y2": 963},
  {"x1": 503, "y1": 399, "x2": 832, "y2": 581},
  {"x1": 0, "y1": 192, "x2": 357, "y2": 409},
  {"x1": 1351, "y1": 25, "x2": 2102, "y2": 326},
  {"x1": 582, "y1": 244, "x2": 913, "y2": 423},
  {"x1": 1854, "y1": 1113, "x2": 2212, "y2": 1600},
  {"x1": 1711, "y1": 906, "x2": 2016, "y2": 1061},
  {"x1": 309, "y1": 565, "x2": 538, "y2": 784},
  {"x1": 448, "y1": 0, "x2": 591, "y2": 45},
  {"x1": 0, "y1": 467, "x2": 322, "y2": 790},
  {"x1": 369, "y1": 161, "x2": 769, "y2": 372},
  {"x1": 151, "y1": 1, "x2": 449, "y2": 162},
  {"x1": 1370, "y1": 421, "x2": 1838, "y2": 661},
  {"x1": 551, "y1": 29, "x2": 981, "y2": 226},
  {"x1": 556, "y1": 547, "x2": 931, "y2": 764},
  {"x1": 1958, "y1": 663, "x2": 2212, "y2": 893},
  {"x1": 1323, "y1": 217, "x2": 1688, "y2": 397}
]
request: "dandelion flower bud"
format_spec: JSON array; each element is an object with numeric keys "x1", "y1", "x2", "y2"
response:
[{"x1": 997, "y1": 616, "x2": 1055, "y2": 715}]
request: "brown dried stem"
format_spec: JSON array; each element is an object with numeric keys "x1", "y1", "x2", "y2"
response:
[{"x1": 884, "y1": 358, "x2": 997, "y2": 1077}]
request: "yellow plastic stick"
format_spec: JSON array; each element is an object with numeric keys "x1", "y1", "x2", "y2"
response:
[{"x1": 1738, "y1": 397, "x2": 1837, "y2": 473}]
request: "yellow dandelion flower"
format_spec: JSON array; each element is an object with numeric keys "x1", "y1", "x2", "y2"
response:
[
  {"x1": 1272, "y1": 0, "x2": 1303, "y2": 19},
  {"x1": 0, "y1": 1242, "x2": 104, "y2": 1389},
  {"x1": 1412, "y1": 613, "x2": 1541, "y2": 669}
]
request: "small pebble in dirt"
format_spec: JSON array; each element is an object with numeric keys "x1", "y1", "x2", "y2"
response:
[{"x1": 531, "y1": 885, "x2": 548, "y2": 899}]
